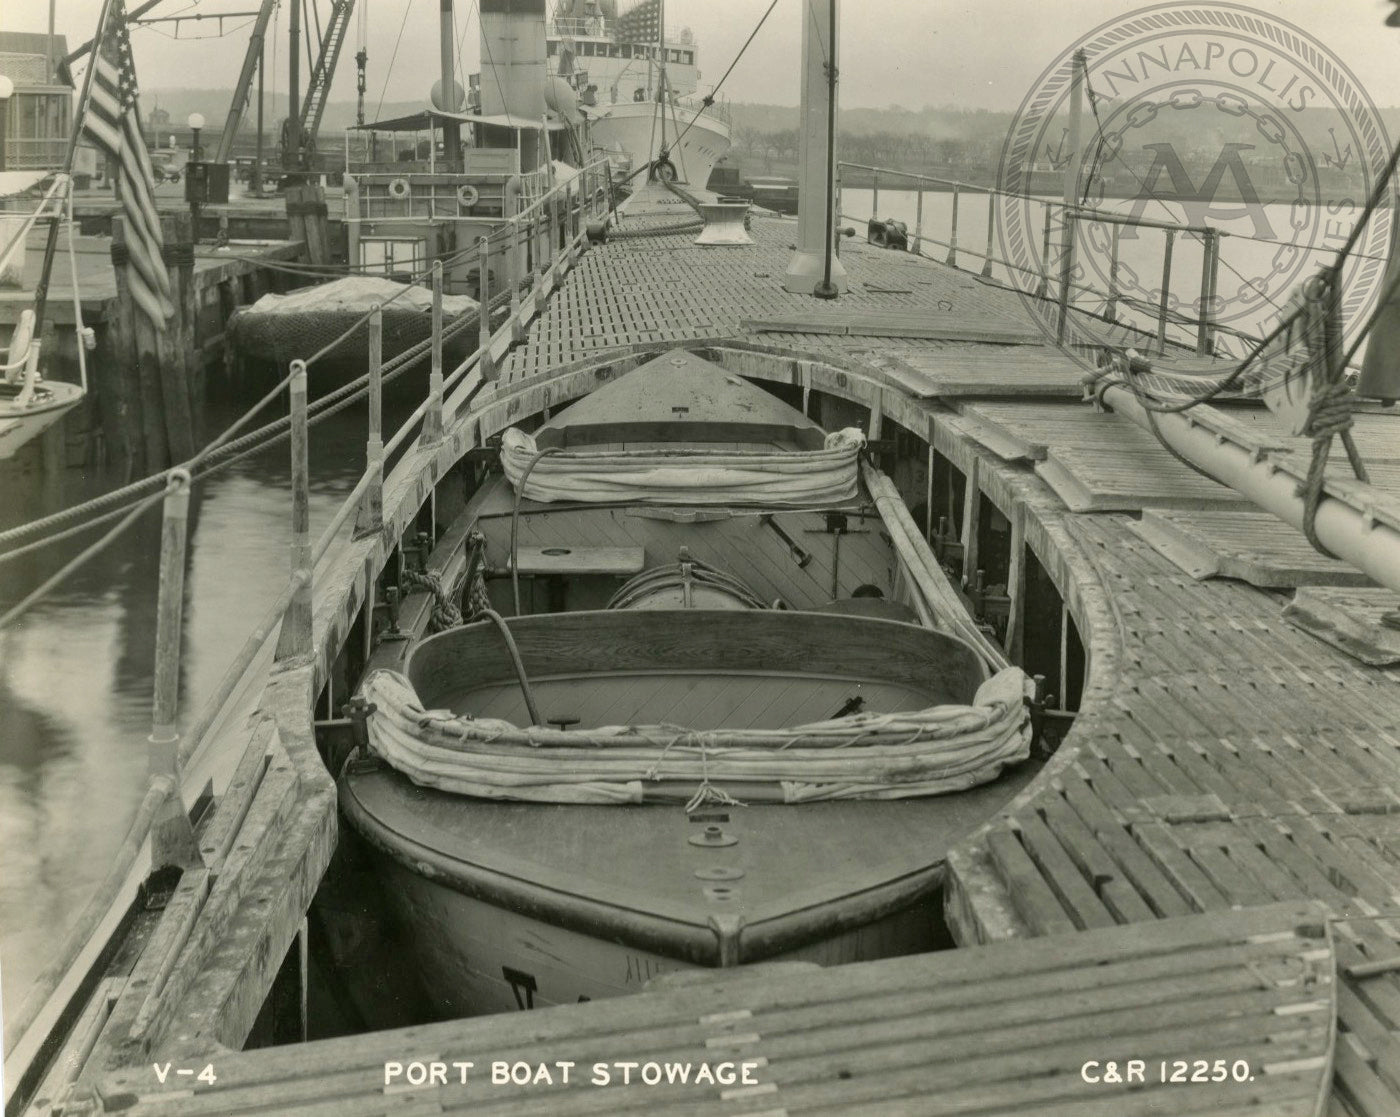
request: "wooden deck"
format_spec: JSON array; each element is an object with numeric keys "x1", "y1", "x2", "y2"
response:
[
  {"x1": 29, "y1": 185, "x2": 1400, "y2": 1114},
  {"x1": 99, "y1": 903, "x2": 1336, "y2": 1116},
  {"x1": 500, "y1": 186, "x2": 1400, "y2": 1114}
]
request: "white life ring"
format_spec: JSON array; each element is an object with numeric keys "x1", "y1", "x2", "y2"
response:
[
  {"x1": 388, "y1": 177, "x2": 410, "y2": 200},
  {"x1": 457, "y1": 183, "x2": 479, "y2": 208}
]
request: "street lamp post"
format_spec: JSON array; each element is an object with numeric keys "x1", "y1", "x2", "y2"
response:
[
  {"x1": 188, "y1": 111, "x2": 204, "y2": 162},
  {"x1": 187, "y1": 112, "x2": 204, "y2": 242}
]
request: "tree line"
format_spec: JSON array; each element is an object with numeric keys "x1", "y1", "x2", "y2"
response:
[{"x1": 730, "y1": 126, "x2": 1003, "y2": 176}]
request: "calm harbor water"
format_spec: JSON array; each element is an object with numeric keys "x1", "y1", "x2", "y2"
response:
[
  {"x1": 0, "y1": 188, "x2": 1383, "y2": 1024},
  {"x1": 0, "y1": 386, "x2": 414, "y2": 1021}
]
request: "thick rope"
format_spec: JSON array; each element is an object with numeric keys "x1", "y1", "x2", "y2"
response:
[{"x1": 402, "y1": 567, "x2": 464, "y2": 633}]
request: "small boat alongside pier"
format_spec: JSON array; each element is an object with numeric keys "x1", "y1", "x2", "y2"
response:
[{"x1": 6, "y1": 1, "x2": 1400, "y2": 1114}]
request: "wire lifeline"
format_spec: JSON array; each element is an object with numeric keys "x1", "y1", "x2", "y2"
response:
[{"x1": 0, "y1": 275, "x2": 510, "y2": 558}]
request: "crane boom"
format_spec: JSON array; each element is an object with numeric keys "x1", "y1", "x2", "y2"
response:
[
  {"x1": 299, "y1": 0, "x2": 356, "y2": 149},
  {"x1": 214, "y1": 0, "x2": 279, "y2": 165}
]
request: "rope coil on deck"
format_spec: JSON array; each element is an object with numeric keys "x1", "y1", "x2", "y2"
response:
[{"x1": 359, "y1": 666, "x2": 1032, "y2": 805}]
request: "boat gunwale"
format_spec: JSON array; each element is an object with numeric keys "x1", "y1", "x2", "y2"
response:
[{"x1": 339, "y1": 776, "x2": 947, "y2": 966}]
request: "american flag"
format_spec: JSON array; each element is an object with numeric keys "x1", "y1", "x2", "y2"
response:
[{"x1": 83, "y1": 0, "x2": 174, "y2": 330}]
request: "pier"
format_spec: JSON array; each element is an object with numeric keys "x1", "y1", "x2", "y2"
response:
[
  {"x1": 1, "y1": 182, "x2": 334, "y2": 474},
  {"x1": 11, "y1": 180, "x2": 1400, "y2": 1116}
]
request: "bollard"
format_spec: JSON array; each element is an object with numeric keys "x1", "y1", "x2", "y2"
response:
[
  {"x1": 478, "y1": 236, "x2": 496, "y2": 381},
  {"x1": 423, "y1": 261, "x2": 444, "y2": 442},
  {"x1": 276, "y1": 361, "x2": 313, "y2": 660},
  {"x1": 355, "y1": 306, "x2": 384, "y2": 538}
]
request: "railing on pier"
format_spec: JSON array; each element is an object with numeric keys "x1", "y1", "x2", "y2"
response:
[
  {"x1": 2, "y1": 157, "x2": 614, "y2": 1104},
  {"x1": 837, "y1": 161, "x2": 1243, "y2": 359}
]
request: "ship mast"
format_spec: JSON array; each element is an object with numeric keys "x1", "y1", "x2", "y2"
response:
[
  {"x1": 439, "y1": 0, "x2": 461, "y2": 170},
  {"x1": 655, "y1": 0, "x2": 666, "y2": 159}
]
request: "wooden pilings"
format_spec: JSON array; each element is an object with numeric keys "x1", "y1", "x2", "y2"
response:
[
  {"x1": 107, "y1": 214, "x2": 202, "y2": 471},
  {"x1": 285, "y1": 182, "x2": 331, "y2": 264}
]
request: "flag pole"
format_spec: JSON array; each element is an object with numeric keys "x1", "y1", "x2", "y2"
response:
[{"x1": 31, "y1": 0, "x2": 120, "y2": 338}]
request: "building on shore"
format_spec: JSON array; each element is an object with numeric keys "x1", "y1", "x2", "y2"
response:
[{"x1": 0, "y1": 32, "x2": 73, "y2": 173}]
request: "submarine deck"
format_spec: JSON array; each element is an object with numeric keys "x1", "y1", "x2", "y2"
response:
[{"x1": 41, "y1": 184, "x2": 1400, "y2": 1116}]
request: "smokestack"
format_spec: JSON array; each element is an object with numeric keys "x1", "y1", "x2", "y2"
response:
[
  {"x1": 783, "y1": 0, "x2": 846, "y2": 295},
  {"x1": 480, "y1": 0, "x2": 549, "y2": 121}
]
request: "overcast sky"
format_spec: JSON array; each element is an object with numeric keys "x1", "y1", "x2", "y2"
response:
[{"x1": 6, "y1": 0, "x2": 1400, "y2": 112}]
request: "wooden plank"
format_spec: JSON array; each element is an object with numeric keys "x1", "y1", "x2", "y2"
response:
[
  {"x1": 1131, "y1": 510, "x2": 1374, "y2": 588},
  {"x1": 741, "y1": 314, "x2": 1044, "y2": 344},
  {"x1": 1013, "y1": 814, "x2": 1120, "y2": 930},
  {"x1": 1284, "y1": 588, "x2": 1400, "y2": 667},
  {"x1": 1128, "y1": 820, "x2": 1235, "y2": 913},
  {"x1": 1335, "y1": 1033, "x2": 1400, "y2": 1117},
  {"x1": 984, "y1": 828, "x2": 1078, "y2": 936},
  {"x1": 1038, "y1": 447, "x2": 1244, "y2": 512},
  {"x1": 1058, "y1": 774, "x2": 1194, "y2": 919},
  {"x1": 512, "y1": 545, "x2": 645, "y2": 576},
  {"x1": 1035, "y1": 792, "x2": 1157, "y2": 923}
]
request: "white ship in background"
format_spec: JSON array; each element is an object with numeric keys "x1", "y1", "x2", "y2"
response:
[{"x1": 547, "y1": 0, "x2": 731, "y2": 187}]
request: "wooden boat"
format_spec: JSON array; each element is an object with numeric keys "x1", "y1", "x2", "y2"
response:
[
  {"x1": 0, "y1": 374, "x2": 85, "y2": 460},
  {"x1": 0, "y1": 171, "x2": 88, "y2": 461},
  {"x1": 336, "y1": 347, "x2": 1038, "y2": 1017}
]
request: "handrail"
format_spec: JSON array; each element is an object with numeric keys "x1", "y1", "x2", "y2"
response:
[
  {"x1": 840, "y1": 159, "x2": 1233, "y2": 356},
  {"x1": 838, "y1": 161, "x2": 1008, "y2": 197},
  {"x1": 4, "y1": 156, "x2": 611, "y2": 1092},
  {"x1": 1066, "y1": 203, "x2": 1218, "y2": 239}
]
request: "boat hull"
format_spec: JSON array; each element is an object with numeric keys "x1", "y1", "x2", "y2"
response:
[
  {"x1": 587, "y1": 102, "x2": 730, "y2": 187},
  {"x1": 0, "y1": 381, "x2": 84, "y2": 459},
  {"x1": 369, "y1": 847, "x2": 938, "y2": 1017}
]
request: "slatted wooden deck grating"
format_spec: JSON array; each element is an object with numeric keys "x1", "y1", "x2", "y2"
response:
[
  {"x1": 99, "y1": 903, "x2": 1336, "y2": 1116},
  {"x1": 506, "y1": 186, "x2": 1400, "y2": 1114},
  {"x1": 44, "y1": 185, "x2": 1400, "y2": 1115}
]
